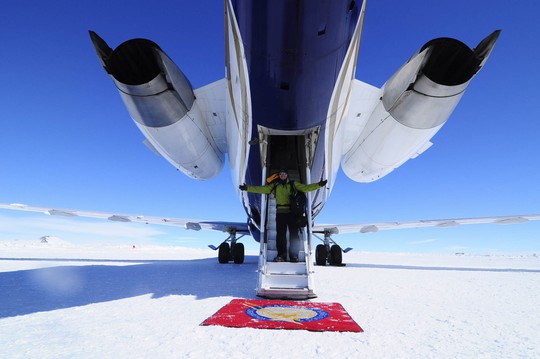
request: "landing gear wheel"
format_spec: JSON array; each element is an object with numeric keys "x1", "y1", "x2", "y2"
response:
[
  {"x1": 315, "y1": 244, "x2": 327, "y2": 266},
  {"x1": 233, "y1": 243, "x2": 245, "y2": 264},
  {"x1": 218, "y1": 242, "x2": 230, "y2": 264},
  {"x1": 329, "y1": 244, "x2": 342, "y2": 266}
]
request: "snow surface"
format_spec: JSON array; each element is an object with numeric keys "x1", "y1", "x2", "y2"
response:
[{"x1": 1, "y1": 238, "x2": 539, "y2": 358}]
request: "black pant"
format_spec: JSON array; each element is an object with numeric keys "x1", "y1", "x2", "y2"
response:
[{"x1": 276, "y1": 212, "x2": 299, "y2": 258}]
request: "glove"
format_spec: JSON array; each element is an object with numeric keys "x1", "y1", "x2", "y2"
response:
[
  {"x1": 239, "y1": 184, "x2": 248, "y2": 191},
  {"x1": 319, "y1": 179, "x2": 327, "y2": 187}
]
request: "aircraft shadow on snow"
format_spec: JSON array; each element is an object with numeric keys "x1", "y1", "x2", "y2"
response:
[
  {"x1": 1, "y1": 257, "x2": 539, "y2": 319},
  {"x1": 0, "y1": 256, "x2": 259, "y2": 319}
]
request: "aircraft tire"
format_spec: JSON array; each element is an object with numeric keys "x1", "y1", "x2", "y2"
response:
[
  {"x1": 315, "y1": 244, "x2": 327, "y2": 266},
  {"x1": 218, "y1": 242, "x2": 230, "y2": 264},
  {"x1": 329, "y1": 244, "x2": 342, "y2": 266},
  {"x1": 233, "y1": 243, "x2": 245, "y2": 264}
]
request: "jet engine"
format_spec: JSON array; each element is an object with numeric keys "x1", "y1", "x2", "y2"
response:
[
  {"x1": 342, "y1": 31, "x2": 500, "y2": 182},
  {"x1": 89, "y1": 31, "x2": 224, "y2": 180}
]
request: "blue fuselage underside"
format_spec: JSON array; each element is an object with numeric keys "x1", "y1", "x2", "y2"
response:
[{"x1": 232, "y1": 0, "x2": 359, "y2": 233}]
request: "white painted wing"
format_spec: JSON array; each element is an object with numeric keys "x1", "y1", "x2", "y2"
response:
[
  {"x1": 312, "y1": 214, "x2": 540, "y2": 234},
  {"x1": 3, "y1": 203, "x2": 537, "y2": 238},
  {"x1": 0, "y1": 203, "x2": 248, "y2": 234}
]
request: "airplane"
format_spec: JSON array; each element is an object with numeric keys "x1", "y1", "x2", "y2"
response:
[{"x1": 2, "y1": 0, "x2": 539, "y2": 299}]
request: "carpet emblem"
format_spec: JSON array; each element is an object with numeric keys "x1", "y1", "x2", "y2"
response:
[{"x1": 245, "y1": 303, "x2": 329, "y2": 324}]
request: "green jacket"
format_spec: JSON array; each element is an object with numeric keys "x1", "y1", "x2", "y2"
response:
[{"x1": 246, "y1": 179, "x2": 321, "y2": 213}]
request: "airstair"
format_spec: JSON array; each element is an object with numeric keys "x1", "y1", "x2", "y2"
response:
[
  {"x1": 256, "y1": 193, "x2": 316, "y2": 299},
  {"x1": 255, "y1": 128, "x2": 319, "y2": 299}
]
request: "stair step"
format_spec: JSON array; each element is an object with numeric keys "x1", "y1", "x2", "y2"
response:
[
  {"x1": 257, "y1": 287, "x2": 316, "y2": 300},
  {"x1": 263, "y1": 274, "x2": 308, "y2": 289},
  {"x1": 266, "y1": 262, "x2": 307, "y2": 275},
  {"x1": 266, "y1": 250, "x2": 306, "y2": 262}
]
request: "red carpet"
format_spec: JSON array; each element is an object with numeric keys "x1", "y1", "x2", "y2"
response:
[{"x1": 201, "y1": 299, "x2": 363, "y2": 332}]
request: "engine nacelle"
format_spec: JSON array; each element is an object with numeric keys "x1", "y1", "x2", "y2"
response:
[
  {"x1": 342, "y1": 31, "x2": 500, "y2": 182},
  {"x1": 89, "y1": 32, "x2": 224, "y2": 180}
]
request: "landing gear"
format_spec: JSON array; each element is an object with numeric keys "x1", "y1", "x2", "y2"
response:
[
  {"x1": 313, "y1": 230, "x2": 352, "y2": 266},
  {"x1": 209, "y1": 229, "x2": 246, "y2": 264},
  {"x1": 329, "y1": 244, "x2": 343, "y2": 266},
  {"x1": 233, "y1": 242, "x2": 245, "y2": 264},
  {"x1": 218, "y1": 242, "x2": 230, "y2": 263},
  {"x1": 315, "y1": 244, "x2": 327, "y2": 266}
]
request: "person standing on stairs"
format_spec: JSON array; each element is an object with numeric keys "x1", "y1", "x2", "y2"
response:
[{"x1": 239, "y1": 170, "x2": 327, "y2": 262}]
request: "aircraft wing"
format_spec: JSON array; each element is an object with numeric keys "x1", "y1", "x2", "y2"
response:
[
  {"x1": 3, "y1": 202, "x2": 537, "y2": 238},
  {"x1": 312, "y1": 214, "x2": 540, "y2": 234},
  {"x1": 0, "y1": 203, "x2": 249, "y2": 234}
]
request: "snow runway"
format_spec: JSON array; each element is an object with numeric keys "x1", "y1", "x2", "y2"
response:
[{"x1": 1, "y1": 240, "x2": 539, "y2": 358}]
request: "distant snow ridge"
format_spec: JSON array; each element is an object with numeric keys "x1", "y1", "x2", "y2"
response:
[
  {"x1": 0, "y1": 236, "x2": 73, "y2": 248},
  {"x1": 39, "y1": 236, "x2": 73, "y2": 247}
]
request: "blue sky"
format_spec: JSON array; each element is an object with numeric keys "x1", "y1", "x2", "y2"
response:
[{"x1": 1, "y1": 0, "x2": 539, "y2": 253}]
